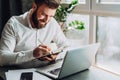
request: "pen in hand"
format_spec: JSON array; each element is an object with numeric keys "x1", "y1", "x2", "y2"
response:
[
  {"x1": 38, "y1": 39, "x2": 44, "y2": 45},
  {"x1": 38, "y1": 39, "x2": 57, "y2": 55},
  {"x1": 37, "y1": 39, "x2": 66, "y2": 60},
  {"x1": 38, "y1": 39, "x2": 53, "y2": 60}
]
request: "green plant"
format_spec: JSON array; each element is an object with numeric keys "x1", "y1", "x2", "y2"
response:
[
  {"x1": 54, "y1": 0, "x2": 78, "y2": 22},
  {"x1": 68, "y1": 20, "x2": 85, "y2": 30}
]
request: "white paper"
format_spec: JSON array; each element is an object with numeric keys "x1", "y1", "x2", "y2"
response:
[{"x1": 5, "y1": 68, "x2": 52, "y2": 80}]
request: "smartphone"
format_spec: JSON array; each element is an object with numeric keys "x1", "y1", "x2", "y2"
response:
[{"x1": 20, "y1": 72, "x2": 33, "y2": 80}]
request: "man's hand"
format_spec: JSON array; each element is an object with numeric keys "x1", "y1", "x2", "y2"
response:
[
  {"x1": 33, "y1": 45, "x2": 58, "y2": 61},
  {"x1": 38, "y1": 53, "x2": 59, "y2": 61},
  {"x1": 33, "y1": 44, "x2": 51, "y2": 58}
]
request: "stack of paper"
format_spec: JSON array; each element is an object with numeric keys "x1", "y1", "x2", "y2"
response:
[{"x1": 5, "y1": 68, "x2": 52, "y2": 80}]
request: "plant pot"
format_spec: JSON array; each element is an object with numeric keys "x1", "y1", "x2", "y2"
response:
[{"x1": 65, "y1": 29, "x2": 85, "y2": 39}]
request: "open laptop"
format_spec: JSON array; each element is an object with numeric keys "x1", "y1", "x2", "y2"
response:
[{"x1": 36, "y1": 43, "x2": 100, "y2": 79}]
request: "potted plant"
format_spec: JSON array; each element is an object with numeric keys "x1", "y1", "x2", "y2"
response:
[
  {"x1": 54, "y1": 0, "x2": 78, "y2": 29},
  {"x1": 65, "y1": 20, "x2": 86, "y2": 39},
  {"x1": 68, "y1": 20, "x2": 85, "y2": 30}
]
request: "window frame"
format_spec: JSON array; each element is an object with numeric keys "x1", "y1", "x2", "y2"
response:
[{"x1": 62, "y1": 0, "x2": 120, "y2": 75}]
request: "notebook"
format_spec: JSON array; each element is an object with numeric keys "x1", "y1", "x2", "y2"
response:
[{"x1": 36, "y1": 43, "x2": 100, "y2": 79}]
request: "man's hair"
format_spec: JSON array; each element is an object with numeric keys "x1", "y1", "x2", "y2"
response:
[{"x1": 34, "y1": 0, "x2": 60, "y2": 9}]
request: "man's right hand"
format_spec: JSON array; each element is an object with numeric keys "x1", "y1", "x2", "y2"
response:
[
  {"x1": 33, "y1": 44, "x2": 51, "y2": 58},
  {"x1": 33, "y1": 44, "x2": 59, "y2": 61}
]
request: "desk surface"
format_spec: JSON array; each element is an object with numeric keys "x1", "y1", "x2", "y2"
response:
[{"x1": 0, "y1": 66, "x2": 120, "y2": 80}]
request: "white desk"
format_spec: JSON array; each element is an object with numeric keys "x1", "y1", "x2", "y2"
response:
[{"x1": 0, "y1": 66, "x2": 120, "y2": 80}]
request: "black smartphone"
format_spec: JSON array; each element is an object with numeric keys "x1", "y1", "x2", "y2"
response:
[{"x1": 20, "y1": 72, "x2": 33, "y2": 80}]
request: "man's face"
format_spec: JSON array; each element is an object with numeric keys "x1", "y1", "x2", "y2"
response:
[{"x1": 32, "y1": 4, "x2": 57, "y2": 29}]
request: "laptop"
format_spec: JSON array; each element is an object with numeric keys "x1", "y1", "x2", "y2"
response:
[{"x1": 36, "y1": 43, "x2": 100, "y2": 79}]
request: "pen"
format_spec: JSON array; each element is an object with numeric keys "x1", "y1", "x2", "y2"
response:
[
  {"x1": 37, "y1": 46, "x2": 64, "y2": 60},
  {"x1": 38, "y1": 39, "x2": 52, "y2": 53},
  {"x1": 38, "y1": 39, "x2": 44, "y2": 45},
  {"x1": 38, "y1": 39, "x2": 66, "y2": 57},
  {"x1": 38, "y1": 39, "x2": 54, "y2": 55}
]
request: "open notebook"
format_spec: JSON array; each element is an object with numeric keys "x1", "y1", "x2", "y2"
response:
[{"x1": 36, "y1": 43, "x2": 100, "y2": 79}]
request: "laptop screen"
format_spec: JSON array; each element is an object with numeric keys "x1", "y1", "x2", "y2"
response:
[{"x1": 58, "y1": 43, "x2": 100, "y2": 79}]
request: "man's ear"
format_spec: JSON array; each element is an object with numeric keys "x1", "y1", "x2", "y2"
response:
[{"x1": 32, "y1": 2, "x2": 37, "y2": 10}]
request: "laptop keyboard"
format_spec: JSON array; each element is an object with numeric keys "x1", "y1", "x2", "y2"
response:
[{"x1": 49, "y1": 68, "x2": 61, "y2": 75}]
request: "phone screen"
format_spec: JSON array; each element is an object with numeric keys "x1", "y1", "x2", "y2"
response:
[{"x1": 20, "y1": 72, "x2": 33, "y2": 80}]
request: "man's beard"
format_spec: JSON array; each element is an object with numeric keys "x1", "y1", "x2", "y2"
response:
[{"x1": 32, "y1": 10, "x2": 46, "y2": 29}]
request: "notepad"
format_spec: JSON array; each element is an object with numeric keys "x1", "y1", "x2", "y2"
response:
[{"x1": 5, "y1": 68, "x2": 52, "y2": 80}]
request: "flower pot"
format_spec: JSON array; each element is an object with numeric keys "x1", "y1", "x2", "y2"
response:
[{"x1": 65, "y1": 29, "x2": 85, "y2": 39}]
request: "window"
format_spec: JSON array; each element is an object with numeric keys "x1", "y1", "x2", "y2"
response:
[
  {"x1": 96, "y1": 16, "x2": 120, "y2": 74},
  {"x1": 63, "y1": 0, "x2": 120, "y2": 75},
  {"x1": 97, "y1": 0, "x2": 120, "y2": 4},
  {"x1": 92, "y1": 0, "x2": 120, "y2": 75},
  {"x1": 92, "y1": 0, "x2": 120, "y2": 14}
]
